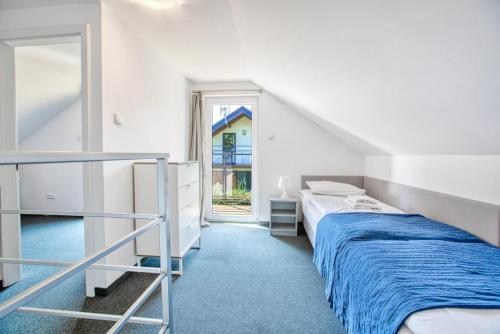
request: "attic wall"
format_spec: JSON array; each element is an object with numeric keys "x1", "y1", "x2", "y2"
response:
[
  {"x1": 193, "y1": 81, "x2": 364, "y2": 221},
  {"x1": 100, "y1": 1, "x2": 190, "y2": 288},
  {"x1": 15, "y1": 43, "x2": 81, "y2": 142},
  {"x1": 365, "y1": 155, "x2": 500, "y2": 206},
  {"x1": 19, "y1": 98, "x2": 83, "y2": 212},
  {"x1": 258, "y1": 91, "x2": 364, "y2": 221},
  {"x1": 230, "y1": 0, "x2": 500, "y2": 155}
]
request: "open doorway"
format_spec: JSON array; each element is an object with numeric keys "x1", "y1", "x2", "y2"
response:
[
  {"x1": 15, "y1": 37, "x2": 84, "y2": 212},
  {"x1": 0, "y1": 35, "x2": 84, "y2": 288},
  {"x1": 204, "y1": 96, "x2": 258, "y2": 222}
]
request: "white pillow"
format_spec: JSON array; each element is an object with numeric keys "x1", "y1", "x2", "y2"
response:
[{"x1": 306, "y1": 181, "x2": 365, "y2": 196}]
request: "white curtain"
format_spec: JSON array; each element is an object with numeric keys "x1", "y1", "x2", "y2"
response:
[{"x1": 188, "y1": 92, "x2": 208, "y2": 226}]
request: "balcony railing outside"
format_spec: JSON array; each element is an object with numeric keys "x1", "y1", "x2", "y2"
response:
[
  {"x1": 212, "y1": 145, "x2": 252, "y2": 166},
  {"x1": 211, "y1": 145, "x2": 252, "y2": 215}
]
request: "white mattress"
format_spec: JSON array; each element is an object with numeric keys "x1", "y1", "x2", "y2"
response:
[
  {"x1": 300, "y1": 189, "x2": 403, "y2": 246},
  {"x1": 300, "y1": 189, "x2": 500, "y2": 334}
]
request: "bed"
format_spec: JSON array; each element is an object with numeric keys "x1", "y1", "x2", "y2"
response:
[
  {"x1": 300, "y1": 177, "x2": 500, "y2": 334},
  {"x1": 300, "y1": 189, "x2": 403, "y2": 247}
]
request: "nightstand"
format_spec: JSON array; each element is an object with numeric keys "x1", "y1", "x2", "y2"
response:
[{"x1": 270, "y1": 197, "x2": 298, "y2": 236}]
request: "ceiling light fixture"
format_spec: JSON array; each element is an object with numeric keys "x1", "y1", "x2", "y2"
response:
[{"x1": 132, "y1": 0, "x2": 183, "y2": 10}]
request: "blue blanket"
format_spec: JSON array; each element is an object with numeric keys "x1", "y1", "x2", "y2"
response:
[{"x1": 313, "y1": 213, "x2": 500, "y2": 334}]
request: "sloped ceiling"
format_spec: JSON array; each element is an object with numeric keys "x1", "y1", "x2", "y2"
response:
[
  {"x1": 6, "y1": 0, "x2": 499, "y2": 154},
  {"x1": 229, "y1": 0, "x2": 500, "y2": 155},
  {"x1": 102, "y1": 0, "x2": 500, "y2": 155},
  {"x1": 102, "y1": 0, "x2": 246, "y2": 80},
  {"x1": 14, "y1": 43, "x2": 81, "y2": 141}
]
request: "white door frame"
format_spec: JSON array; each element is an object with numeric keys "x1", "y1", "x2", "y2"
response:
[
  {"x1": 203, "y1": 95, "x2": 259, "y2": 223},
  {"x1": 0, "y1": 41, "x2": 21, "y2": 287},
  {"x1": 0, "y1": 25, "x2": 97, "y2": 291}
]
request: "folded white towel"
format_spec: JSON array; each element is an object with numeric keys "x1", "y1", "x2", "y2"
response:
[
  {"x1": 344, "y1": 198, "x2": 381, "y2": 210},
  {"x1": 347, "y1": 195, "x2": 378, "y2": 205}
]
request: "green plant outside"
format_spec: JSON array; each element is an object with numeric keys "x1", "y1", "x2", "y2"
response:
[{"x1": 212, "y1": 183, "x2": 251, "y2": 205}]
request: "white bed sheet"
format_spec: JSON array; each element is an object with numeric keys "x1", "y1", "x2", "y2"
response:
[
  {"x1": 300, "y1": 189, "x2": 500, "y2": 334},
  {"x1": 300, "y1": 189, "x2": 403, "y2": 246},
  {"x1": 300, "y1": 191, "x2": 323, "y2": 247},
  {"x1": 301, "y1": 189, "x2": 403, "y2": 216}
]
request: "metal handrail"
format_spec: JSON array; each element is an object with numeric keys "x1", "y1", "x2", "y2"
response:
[
  {"x1": 18, "y1": 306, "x2": 163, "y2": 325},
  {"x1": 0, "y1": 151, "x2": 169, "y2": 165},
  {"x1": 108, "y1": 273, "x2": 165, "y2": 332},
  {"x1": 0, "y1": 219, "x2": 161, "y2": 318},
  {"x1": 0, "y1": 257, "x2": 161, "y2": 274},
  {"x1": 0, "y1": 209, "x2": 159, "y2": 220},
  {"x1": 0, "y1": 152, "x2": 173, "y2": 334}
]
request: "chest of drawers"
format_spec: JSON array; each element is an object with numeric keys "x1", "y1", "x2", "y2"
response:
[{"x1": 134, "y1": 161, "x2": 200, "y2": 271}]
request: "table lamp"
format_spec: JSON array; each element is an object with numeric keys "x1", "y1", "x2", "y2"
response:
[{"x1": 278, "y1": 176, "x2": 290, "y2": 199}]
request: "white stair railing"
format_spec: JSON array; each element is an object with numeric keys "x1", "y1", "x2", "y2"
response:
[{"x1": 0, "y1": 152, "x2": 173, "y2": 334}]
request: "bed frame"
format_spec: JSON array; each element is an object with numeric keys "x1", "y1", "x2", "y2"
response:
[{"x1": 300, "y1": 175, "x2": 500, "y2": 247}]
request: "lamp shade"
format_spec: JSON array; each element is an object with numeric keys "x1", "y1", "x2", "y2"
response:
[{"x1": 278, "y1": 176, "x2": 290, "y2": 189}]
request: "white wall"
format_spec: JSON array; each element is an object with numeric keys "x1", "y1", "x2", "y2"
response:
[
  {"x1": 15, "y1": 42, "x2": 81, "y2": 142},
  {"x1": 365, "y1": 155, "x2": 500, "y2": 206},
  {"x1": 99, "y1": 2, "x2": 189, "y2": 288},
  {"x1": 258, "y1": 91, "x2": 364, "y2": 221},
  {"x1": 15, "y1": 41, "x2": 82, "y2": 212},
  {"x1": 20, "y1": 98, "x2": 83, "y2": 211},
  {"x1": 192, "y1": 81, "x2": 364, "y2": 222}
]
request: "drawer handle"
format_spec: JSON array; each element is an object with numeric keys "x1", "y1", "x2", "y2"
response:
[{"x1": 181, "y1": 181, "x2": 197, "y2": 189}]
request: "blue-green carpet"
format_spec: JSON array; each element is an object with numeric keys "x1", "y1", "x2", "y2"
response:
[{"x1": 0, "y1": 217, "x2": 345, "y2": 334}]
